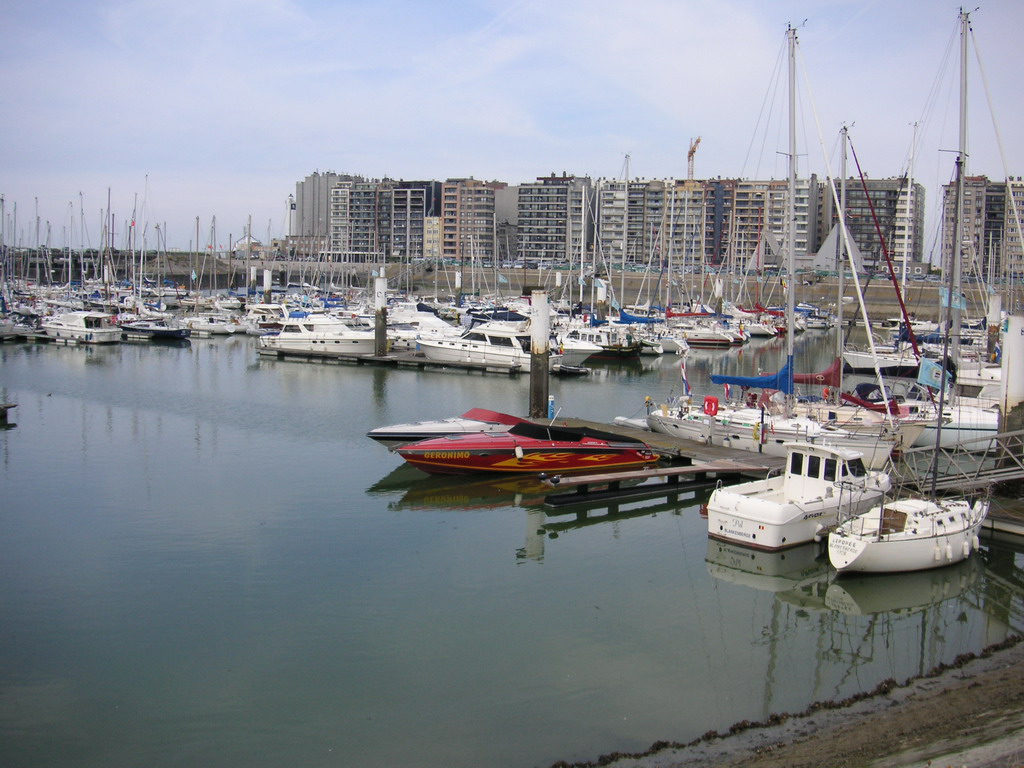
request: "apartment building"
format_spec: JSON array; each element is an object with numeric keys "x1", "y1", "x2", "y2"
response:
[
  {"x1": 701, "y1": 177, "x2": 818, "y2": 273},
  {"x1": 390, "y1": 181, "x2": 441, "y2": 262},
  {"x1": 440, "y1": 179, "x2": 507, "y2": 263},
  {"x1": 328, "y1": 179, "x2": 392, "y2": 262},
  {"x1": 294, "y1": 171, "x2": 347, "y2": 239},
  {"x1": 516, "y1": 174, "x2": 593, "y2": 266},
  {"x1": 817, "y1": 177, "x2": 925, "y2": 272},
  {"x1": 941, "y1": 175, "x2": 1024, "y2": 280}
]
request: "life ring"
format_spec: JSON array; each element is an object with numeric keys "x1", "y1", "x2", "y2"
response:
[{"x1": 703, "y1": 396, "x2": 719, "y2": 416}]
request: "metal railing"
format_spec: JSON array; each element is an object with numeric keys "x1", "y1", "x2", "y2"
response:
[{"x1": 889, "y1": 429, "x2": 1024, "y2": 493}]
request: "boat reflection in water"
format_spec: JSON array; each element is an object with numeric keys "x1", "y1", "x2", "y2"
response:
[
  {"x1": 824, "y1": 556, "x2": 984, "y2": 615},
  {"x1": 367, "y1": 464, "x2": 550, "y2": 511},
  {"x1": 705, "y1": 539, "x2": 830, "y2": 597},
  {"x1": 706, "y1": 538, "x2": 984, "y2": 617}
]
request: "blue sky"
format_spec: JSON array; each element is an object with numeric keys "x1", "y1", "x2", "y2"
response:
[{"x1": 3, "y1": 0, "x2": 1022, "y2": 252}]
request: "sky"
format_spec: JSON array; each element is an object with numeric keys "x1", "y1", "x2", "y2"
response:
[{"x1": 2, "y1": 0, "x2": 1022, "y2": 253}]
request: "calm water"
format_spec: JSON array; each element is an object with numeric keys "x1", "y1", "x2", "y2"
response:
[{"x1": 1, "y1": 332, "x2": 1022, "y2": 768}]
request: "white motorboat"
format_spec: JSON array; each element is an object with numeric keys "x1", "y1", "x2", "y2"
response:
[
  {"x1": 828, "y1": 496, "x2": 987, "y2": 573},
  {"x1": 181, "y1": 312, "x2": 244, "y2": 335},
  {"x1": 417, "y1": 322, "x2": 560, "y2": 369},
  {"x1": 258, "y1": 317, "x2": 377, "y2": 356},
  {"x1": 706, "y1": 442, "x2": 890, "y2": 551},
  {"x1": 562, "y1": 324, "x2": 644, "y2": 358},
  {"x1": 41, "y1": 311, "x2": 122, "y2": 343},
  {"x1": 669, "y1": 320, "x2": 738, "y2": 349},
  {"x1": 367, "y1": 408, "x2": 528, "y2": 446},
  {"x1": 552, "y1": 335, "x2": 602, "y2": 367},
  {"x1": 119, "y1": 317, "x2": 192, "y2": 340}
]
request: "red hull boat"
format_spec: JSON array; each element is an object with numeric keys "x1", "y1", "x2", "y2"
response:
[{"x1": 396, "y1": 422, "x2": 659, "y2": 475}]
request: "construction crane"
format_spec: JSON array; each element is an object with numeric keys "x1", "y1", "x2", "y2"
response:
[{"x1": 687, "y1": 136, "x2": 701, "y2": 180}]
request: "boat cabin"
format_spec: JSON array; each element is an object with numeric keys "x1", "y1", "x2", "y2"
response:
[{"x1": 782, "y1": 443, "x2": 868, "y2": 501}]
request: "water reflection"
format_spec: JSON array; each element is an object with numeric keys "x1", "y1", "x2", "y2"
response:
[
  {"x1": 706, "y1": 538, "x2": 988, "y2": 617},
  {"x1": 824, "y1": 557, "x2": 984, "y2": 615},
  {"x1": 705, "y1": 539, "x2": 828, "y2": 595},
  {"x1": 373, "y1": 469, "x2": 549, "y2": 512}
]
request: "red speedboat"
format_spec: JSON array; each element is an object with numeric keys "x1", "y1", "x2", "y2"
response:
[{"x1": 396, "y1": 422, "x2": 660, "y2": 475}]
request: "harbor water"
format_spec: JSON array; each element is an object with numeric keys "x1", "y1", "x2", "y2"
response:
[{"x1": 1, "y1": 331, "x2": 1022, "y2": 768}]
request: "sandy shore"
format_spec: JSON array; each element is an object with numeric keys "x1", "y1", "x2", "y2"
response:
[{"x1": 551, "y1": 636, "x2": 1024, "y2": 768}]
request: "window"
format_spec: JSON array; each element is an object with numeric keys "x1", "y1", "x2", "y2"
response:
[
  {"x1": 845, "y1": 458, "x2": 867, "y2": 477},
  {"x1": 824, "y1": 458, "x2": 837, "y2": 482},
  {"x1": 790, "y1": 452, "x2": 803, "y2": 475},
  {"x1": 807, "y1": 455, "x2": 821, "y2": 478}
]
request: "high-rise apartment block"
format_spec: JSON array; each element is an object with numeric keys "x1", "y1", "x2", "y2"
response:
[
  {"x1": 817, "y1": 177, "x2": 925, "y2": 273},
  {"x1": 516, "y1": 174, "x2": 593, "y2": 266},
  {"x1": 293, "y1": 168, "x2": 954, "y2": 278},
  {"x1": 941, "y1": 175, "x2": 1024, "y2": 281},
  {"x1": 441, "y1": 179, "x2": 507, "y2": 263}
]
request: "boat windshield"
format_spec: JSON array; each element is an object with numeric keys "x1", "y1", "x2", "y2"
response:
[{"x1": 843, "y1": 458, "x2": 867, "y2": 478}]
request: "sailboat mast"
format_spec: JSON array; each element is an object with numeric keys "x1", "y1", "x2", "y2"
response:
[
  {"x1": 950, "y1": 9, "x2": 970, "y2": 366},
  {"x1": 785, "y1": 24, "x2": 797, "y2": 410},
  {"x1": 835, "y1": 126, "x2": 848, "y2": 400}
]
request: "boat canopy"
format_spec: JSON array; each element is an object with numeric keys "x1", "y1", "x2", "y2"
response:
[
  {"x1": 793, "y1": 357, "x2": 842, "y2": 387},
  {"x1": 508, "y1": 422, "x2": 648, "y2": 445},
  {"x1": 711, "y1": 360, "x2": 794, "y2": 394},
  {"x1": 616, "y1": 308, "x2": 662, "y2": 325}
]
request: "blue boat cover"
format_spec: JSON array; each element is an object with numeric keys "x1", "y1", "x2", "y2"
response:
[
  {"x1": 616, "y1": 308, "x2": 662, "y2": 325},
  {"x1": 711, "y1": 360, "x2": 794, "y2": 394}
]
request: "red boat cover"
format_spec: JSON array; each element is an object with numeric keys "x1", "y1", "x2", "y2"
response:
[
  {"x1": 839, "y1": 392, "x2": 901, "y2": 415},
  {"x1": 793, "y1": 357, "x2": 843, "y2": 387},
  {"x1": 460, "y1": 408, "x2": 529, "y2": 425},
  {"x1": 754, "y1": 303, "x2": 785, "y2": 317}
]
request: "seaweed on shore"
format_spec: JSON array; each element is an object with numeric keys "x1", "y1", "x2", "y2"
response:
[{"x1": 547, "y1": 634, "x2": 1023, "y2": 768}]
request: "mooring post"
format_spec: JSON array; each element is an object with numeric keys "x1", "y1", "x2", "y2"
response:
[
  {"x1": 262, "y1": 269, "x2": 272, "y2": 303},
  {"x1": 529, "y1": 290, "x2": 550, "y2": 419},
  {"x1": 374, "y1": 272, "x2": 388, "y2": 357},
  {"x1": 994, "y1": 314, "x2": 1024, "y2": 497}
]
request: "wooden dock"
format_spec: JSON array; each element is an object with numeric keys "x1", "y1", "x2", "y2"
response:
[
  {"x1": 984, "y1": 499, "x2": 1024, "y2": 542},
  {"x1": 522, "y1": 416, "x2": 784, "y2": 509},
  {"x1": 541, "y1": 460, "x2": 775, "y2": 509},
  {"x1": 256, "y1": 347, "x2": 528, "y2": 375},
  {"x1": 545, "y1": 416, "x2": 788, "y2": 466},
  {"x1": 257, "y1": 347, "x2": 588, "y2": 376}
]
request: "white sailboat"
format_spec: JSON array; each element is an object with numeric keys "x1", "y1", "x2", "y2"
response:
[{"x1": 827, "y1": 11, "x2": 991, "y2": 575}]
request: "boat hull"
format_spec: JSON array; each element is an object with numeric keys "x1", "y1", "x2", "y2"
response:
[
  {"x1": 828, "y1": 498, "x2": 987, "y2": 573},
  {"x1": 707, "y1": 475, "x2": 890, "y2": 551},
  {"x1": 396, "y1": 423, "x2": 659, "y2": 476}
]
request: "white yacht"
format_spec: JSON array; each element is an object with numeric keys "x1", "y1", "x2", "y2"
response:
[
  {"x1": 706, "y1": 442, "x2": 891, "y2": 551},
  {"x1": 258, "y1": 317, "x2": 377, "y2": 356},
  {"x1": 42, "y1": 311, "x2": 122, "y2": 344},
  {"x1": 417, "y1": 322, "x2": 567, "y2": 369}
]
